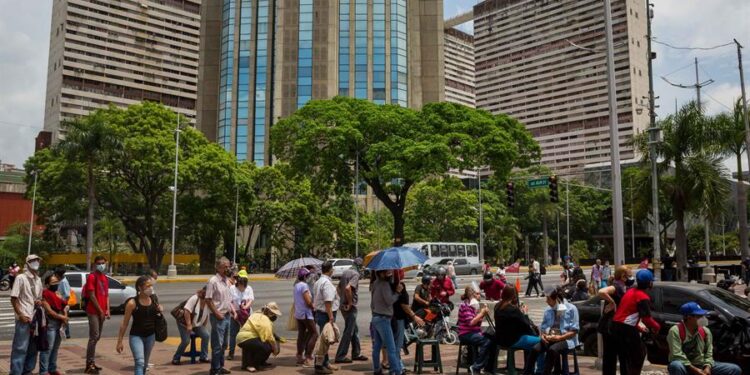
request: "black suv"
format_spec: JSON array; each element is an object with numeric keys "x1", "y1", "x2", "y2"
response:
[{"x1": 573, "y1": 282, "x2": 750, "y2": 368}]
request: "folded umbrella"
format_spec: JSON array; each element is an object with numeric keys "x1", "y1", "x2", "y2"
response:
[
  {"x1": 365, "y1": 246, "x2": 428, "y2": 271},
  {"x1": 275, "y1": 257, "x2": 323, "y2": 279}
]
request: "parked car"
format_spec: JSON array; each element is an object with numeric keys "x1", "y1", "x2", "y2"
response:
[
  {"x1": 327, "y1": 258, "x2": 355, "y2": 279},
  {"x1": 64, "y1": 272, "x2": 137, "y2": 313},
  {"x1": 573, "y1": 282, "x2": 750, "y2": 369},
  {"x1": 422, "y1": 258, "x2": 482, "y2": 276}
]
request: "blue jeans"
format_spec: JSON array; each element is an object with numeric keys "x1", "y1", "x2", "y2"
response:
[
  {"x1": 229, "y1": 318, "x2": 241, "y2": 357},
  {"x1": 668, "y1": 361, "x2": 741, "y2": 375},
  {"x1": 459, "y1": 332, "x2": 492, "y2": 371},
  {"x1": 511, "y1": 335, "x2": 541, "y2": 350},
  {"x1": 335, "y1": 308, "x2": 361, "y2": 361},
  {"x1": 314, "y1": 310, "x2": 337, "y2": 367},
  {"x1": 39, "y1": 319, "x2": 62, "y2": 374},
  {"x1": 210, "y1": 313, "x2": 231, "y2": 372},
  {"x1": 371, "y1": 314, "x2": 402, "y2": 375},
  {"x1": 392, "y1": 319, "x2": 406, "y2": 369},
  {"x1": 173, "y1": 324, "x2": 209, "y2": 361},
  {"x1": 129, "y1": 334, "x2": 155, "y2": 375},
  {"x1": 10, "y1": 320, "x2": 38, "y2": 375}
]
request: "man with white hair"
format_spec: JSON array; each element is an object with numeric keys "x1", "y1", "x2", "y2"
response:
[{"x1": 205, "y1": 257, "x2": 237, "y2": 375}]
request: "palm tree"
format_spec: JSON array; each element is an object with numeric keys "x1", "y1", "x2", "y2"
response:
[
  {"x1": 714, "y1": 99, "x2": 750, "y2": 259},
  {"x1": 57, "y1": 110, "x2": 118, "y2": 271},
  {"x1": 648, "y1": 102, "x2": 729, "y2": 280}
]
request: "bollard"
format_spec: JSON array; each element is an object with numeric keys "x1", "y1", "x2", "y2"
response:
[{"x1": 594, "y1": 299, "x2": 604, "y2": 370}]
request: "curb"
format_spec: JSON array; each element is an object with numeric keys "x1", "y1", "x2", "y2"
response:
[{"x1": 114, "y1": 275, "x2": 280, "y2": 284}]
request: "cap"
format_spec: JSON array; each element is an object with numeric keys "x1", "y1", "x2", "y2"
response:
[
  {"x1": 298, "y1": 267, "x2": 311, "y2": 279},
  {"x1": 264, "y1": 302, "x2": 282, "y2": 317},
  {"x1": 26, "y1": 254, "x2": 41, "y2": 263},
  {"x1": 636, "y1": 269, "x2": 654, "y2": 283},
  {"x1": 680, "y1": 302, "x2": 708, "y2": 316}
]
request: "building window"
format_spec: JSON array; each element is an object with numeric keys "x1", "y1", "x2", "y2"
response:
[
  {"x1": 354, "y1": 0, "x2": 368, "y2": 99},
  {"x1": 297, "y1": 0, "x2": 313, "y2": 108},
  {"x1": 235, "y1": 0, "x2": 252, "y2": 162},
  {"x1": 338, "y1": 0, "x2": 350, "y2": 96},
  {"x1": 390, "y1": 0, "x2": 407, "y2": 106},
  {"x1": 218, "y1": 0, "x2": 236, "y2": 153},
  {"x1": 254, "y1": 0, "x2": 270, "y2": 166},
  {"x1": 372, "y1": 0, "x2": 385, "y2": 104}
]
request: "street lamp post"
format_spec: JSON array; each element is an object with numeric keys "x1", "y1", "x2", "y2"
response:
[
  {"x1": 233, "y1": 184, "x2": 239, "y2": 265},
  {"x1": 478, "y1": 170, "x2": 484, "y2": 262},
  {"x1": 167, "y1": 116, "x2": 181, "y2": 278},
  {"x1": 27, "y1": 171, "x2": 38, "y2": 256}
]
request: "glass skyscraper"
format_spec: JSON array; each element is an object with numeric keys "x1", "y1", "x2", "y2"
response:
[{"x1": 197, "y1": 0, "x2": 444, "y2": 166}]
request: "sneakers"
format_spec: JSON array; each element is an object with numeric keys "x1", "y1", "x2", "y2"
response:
[
  {"x1": 326, "y1": 364, "x2": 340, "y2": 371},
  {"x1": 84, "y1": 362, "x2": 100, "y2": 374},
  {"x1": 302, "y1": 358, "x2": 315, "y2": 368},
  {"x1": 315, "y1": 366, "x2": 333, "y2": 375},
  {"x1": 334, "y1": 358, "x2": 352, "y2": 364},
  {"x1": 352, "y1": 355, "x2": 369, "y2": 361}
]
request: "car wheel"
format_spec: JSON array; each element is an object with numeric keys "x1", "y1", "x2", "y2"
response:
[
  {"x1": 583, "y1": 332, "x2": 598, "y2": 357},
  {"x1": 470, "y1": 269, "x2": 477, "y2": 275}
]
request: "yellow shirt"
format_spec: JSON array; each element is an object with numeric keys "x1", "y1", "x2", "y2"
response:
[{"x1": 236, "y1": 312, "x2": 275, "y2": 345}]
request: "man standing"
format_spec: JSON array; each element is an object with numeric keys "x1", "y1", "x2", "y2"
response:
[
  {"x1": 667, "y1": 302, "x2": 741, "y2": 375},
  {"x1": 10, "y1": 255, "x2": 43, "y2": 375},
  {"x1": 532, "y1": 256, "x2": 545, "y2": 295},
  {"x1": 205, "y1": 257, "x2": 236, "y2": 375},
  {"x1": 313, "y1": 261, "x2": 340, "y2": 374},
  {"x1": 334, "y1": 267, "x2": 367, "y2": 364},
  {"x1": 85, "y1": 256, "x2": 110, "y2": 374},
  {"x1": 591, "y1": 259, "x2": 603, "y2": 291}
]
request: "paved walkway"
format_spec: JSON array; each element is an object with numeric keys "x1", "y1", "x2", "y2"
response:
[{"x1": 0, "y1": 336, "x2": 668, "y2": 375}]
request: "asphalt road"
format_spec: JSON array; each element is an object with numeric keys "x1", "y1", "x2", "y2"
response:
[{"x1": 0, "y1": 273, "x2": 565, "y2": 342}]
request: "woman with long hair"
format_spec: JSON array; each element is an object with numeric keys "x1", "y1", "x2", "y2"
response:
[
  {"x1": 39, "y1": 273, "x2": 69, "y2": 375},
  {"x1": 293, "y1": 268, "x2": 317, "y2": 367},
  {"x1": 493, "y1": 285, "x2": 539, "y2": 374},
  {"x1": 598, "y1": 265, "x2": 633, "y2": 375},
  {"x1": 116, "y1": 275, "x2": 162, "y2": 375},
  {"x1": 456, "y1": 286, "x2": 493, "y2": 374}
]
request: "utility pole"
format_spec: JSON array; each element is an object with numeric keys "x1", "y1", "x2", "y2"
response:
[
  {"x1": 736, "y1": 39, "x2": 750, "y2": 260},
  {"x1": 478, "y1": 170, "x2": 485, "y2": 262},
  {"x1": 168, "y1": 115, "x2": 180, "y2": 278},
  {"x1": 27, "y1": 171, "x2": 38, "y2": 256},
  {"x1": 556, "y1": 212, "x2": 561, "y2": 264},
  {"x1": 233, "y1": 184, "x2": 239, "y2": 265},
  {"x1": 603, "y1": 0, "x2": 626, "y2": 266},
  {"x1": 646, "y1": 0, "x2": 661, "y2": 280},
  {"x1": 354, "y1": 151, "x2": 360, "y2": 258},
  {"x1": 566, "y1": 179, "x2": 570, "y2": 260}
]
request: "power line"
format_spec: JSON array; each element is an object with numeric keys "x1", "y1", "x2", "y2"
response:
[
  {"x1": 703, "y1": 91, "x2": 733, "y2": 112},
  {"x1": 651, "y1": 38, "x2": 734, "y2": 51},
  {"x1": 662, "y1": 62, "x2": 694, "y2": 78}
]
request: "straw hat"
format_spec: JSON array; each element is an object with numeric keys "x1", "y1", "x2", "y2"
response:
[{"x1": 264, "y1": 302, "x2": 282, "y2": 317}]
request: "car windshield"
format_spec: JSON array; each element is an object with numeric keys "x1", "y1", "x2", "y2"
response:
[
  {"x1": 700, "y1": 289, "x2": 750, "y2": 315},
  {"x1": 437, "y1": 259, "x2": 452, "y2": 264}
]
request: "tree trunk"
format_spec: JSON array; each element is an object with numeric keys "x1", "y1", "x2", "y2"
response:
[
  {"x1": 542, "y1": 215, "x2": 549, "y2": 266},
  {"x1": 674, "y1": 204, "x2": 688, "y2": 281},
  {"x1": 86, "y1": 162, "x2": 95, "y2": 271},
  {"x1": 737, "y1": 154, "x2": 749, "y2": 259},
  {"x1": 393, "y1": 210, "x2": 405, "y2": 246}
]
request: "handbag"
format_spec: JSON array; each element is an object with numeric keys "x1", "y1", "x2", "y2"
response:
[
  {"x1": 287, "y1": 304, "x2": 298, "y2": 331},
  {"x1": 170, "y1": 298, "x2": 189, "y2": 326},
  {"x1": 152, "y1": 296, "x2": 168, "y2": 342}
]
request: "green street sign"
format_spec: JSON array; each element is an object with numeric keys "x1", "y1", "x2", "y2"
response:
[{"x1": 527, "y1": 178, "x2": 549, "y2": 188}]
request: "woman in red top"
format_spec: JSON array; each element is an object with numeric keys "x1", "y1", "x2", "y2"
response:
[
  {"x1": 40, "y1": 273, "x2": 69, "y2": 375},
  {"x1": 611, "y1": 269, "x2": 660, "y2": 375}
]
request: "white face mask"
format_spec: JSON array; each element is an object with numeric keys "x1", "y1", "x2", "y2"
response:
[
  {"x1": 27, "y1": 261, "x2": 40, "y2": 271},
  {"x1": 470, "y1": 298, "x2": 481, "y2": 311},
  {"x1": 143, "y1": 287, "x2": 154, "y2": 296},
  {"x1": 96, "y1": 263, "x2": 107, "y2": 273},
  {"x1": 698, "y1": 317, "x2": 709, "y2": 327}
]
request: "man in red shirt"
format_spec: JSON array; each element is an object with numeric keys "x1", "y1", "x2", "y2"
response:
[
  {"x1": 429, "y1": 267, "x2": 455, "y2": 304},
  {"x1": 84, "y1": 256, "x2": 110, "y2": 374},
  {"x1": 479, "y1": 272, "x2": 505, "y2": 301},
  {"x1": 611, "y1": 269, "x2": 660, "y2": 375}
]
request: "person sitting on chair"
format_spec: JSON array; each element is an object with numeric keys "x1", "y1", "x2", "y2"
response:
[{"x1": 529, "y1": 287, "x2": 580, "y2": 375}]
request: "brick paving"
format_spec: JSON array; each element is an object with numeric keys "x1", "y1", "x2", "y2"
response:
[{"x1": 0, "y1": 336, "x2": 668, "y2": 375}]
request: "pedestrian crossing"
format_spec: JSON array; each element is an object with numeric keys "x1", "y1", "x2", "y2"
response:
[{"x1": 0, "y1": 295, "x2": 90, "y2": 329}]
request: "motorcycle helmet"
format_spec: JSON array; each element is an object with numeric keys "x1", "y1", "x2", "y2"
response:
[
  {"x1": 421, "y1": 275, "x2": 432, "y2": 285},
  {"x1": 436, "y1": 266, "x2": 447, "y2": 277},
  {"x1": 483, "y1": 272, "x2": 493, "y2": 281}
]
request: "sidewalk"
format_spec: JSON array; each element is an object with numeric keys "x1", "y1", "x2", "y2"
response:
[
  {"x1": 0, "y1": 336, "x2": 667, "y2": 375},
  {"x1": 116, "y1": 273, "x2": 279, "y2": 284}
]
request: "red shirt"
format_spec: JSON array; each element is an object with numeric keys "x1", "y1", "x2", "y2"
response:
[
  {"x1": 480, "y1": 278, "x2": 505, "y2": 301},
  {"x1": 43, "y1": 289, "x2": 65, "y2": 313},
  {"x1": 429, "y1": 277, "x2": 455, "y2": 304},
  {"x1": 613, "y1": 287, "x2": 660, "y2": 333},
  {"x1": 84, "y1": 271, "x2": 109, "y2": 315}
]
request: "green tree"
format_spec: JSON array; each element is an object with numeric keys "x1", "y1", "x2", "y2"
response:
[
  {"x1": 637, "y1": 102, "x2": 730, "y2": 280},
  {"x1": 271, "y1": 98, "x2": 539, "y2": 245},
  {"x1": 714, "y1": 99, "x2": 750, "y2": 259},
  {"x1": 404, "y1": 177, "x2": 478, "y2": 242},
  {"x1": 570, "y1": 240, "x2": 590, "y2": 263},
  {"x1": 94, "y1": 213, "x2": 126, "y2": 274},
  {"x1": 50, "y1": 112, "x2": 119, "y2": 270}
]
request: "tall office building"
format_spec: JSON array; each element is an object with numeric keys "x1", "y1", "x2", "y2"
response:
[
  {"x1": 197, "y1": 0, "x2": 445, "y2": 165},
  {"x1": 43, "y1": 0, "x2": 202, "y2": 140},
  {"x1": 474, "y1": 0, "x2": 650, "y2": 174},
  {"x1": 444, "y1": 27, "x2": 475, "y2": 108}
]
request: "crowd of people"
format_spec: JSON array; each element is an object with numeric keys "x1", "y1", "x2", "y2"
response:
[{"x1": 6, "y1": 254, "x2": 747, "y2": 375}]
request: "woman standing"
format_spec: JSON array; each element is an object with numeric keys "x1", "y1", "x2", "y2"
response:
[
  {"x1": 294, "y1": 268, "x2": 317, "y2": 367},
  {"x1": 116, "y1": 275, "x2": 162, "y2": 375},
  {"x1": 456, "y1": 286, "x2": 493, "y2": 374},
  {"x1": 228, "y1": 277, "x2": 255, "y2": 360},
  {"x1": 392, "y1": 281, "x2": 424, "y2": 370},
  {"x1": 493, "y1": 285, "x2": 539, "y2": 374},
  {"x1": 598, "y1": 265, "x2": 633, "y2": 375},
  {"x1": 172, "y1": 287, "x2": 211, "y2": 365},
  {"x1": 39, "y1": 273, "x2": 69, "y2": 375},
  {"x1": 236, "y1": 302, "x2": 283, "y2": 373},
  {"x1": 371, "y1": 269, "x2": 404, "y2": 375}
]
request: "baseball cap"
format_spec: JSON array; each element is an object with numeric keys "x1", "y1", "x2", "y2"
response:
[
  {"x1": 636, "y1": 269, "x2": 654, "y2": 283},
  {"x1": 26, "y1": 254, "x2": 42, "y2": 263},
  {"x1": 679, "y1": 302, "x2": 708, "y2": 316}
]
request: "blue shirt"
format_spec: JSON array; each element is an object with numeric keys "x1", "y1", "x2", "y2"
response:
[
  {"x1": 58, "y1": 277, "x2": 71, "y2": 303},
  {"x1": 540, "y1": 300, "x2": 580, "y2": 349}
]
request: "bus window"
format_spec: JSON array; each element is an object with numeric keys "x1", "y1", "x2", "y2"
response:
[
  {"x1": 468, "y1": 245, "x2": 478, "y2": 257},
  {"x1": 456, "y1": 245, "x2": 466, "y2": 257},
  {"x1": 439, "y1": 245, "x2": 449, "y2": 257},
  {"x1": 421, "y1": 245, "x2": 429, "y2": 256},
  {"x1": 449, "y1": 245, "x2": 457, "y2": 257},
  {"x1": 431, "y1": 245, "x2": 439, "y2": 257}
]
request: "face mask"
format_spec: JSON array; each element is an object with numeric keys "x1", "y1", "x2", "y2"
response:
[
  {"x1": 96, "y1": 263, "x2": 106, "y2": 273},
  {"x1": 269, "y1": 315, "x2": 278, "y2": 322},
  {"x1": 470, "y1": 298, "x2": 480, "y2": 311},
  {"x1": 625, "y1": 277, "x2": 635, "y2": 287},
  {"x1": 698, "y1": 317, "x2": 709, "y2": 327},
  {"x1": 28, "y1": 261, "x2": 40, "y2": 271},
  {"x1": 49, "y1": 284, "x2": 59, "y2": 292},
  {"x1": 151, "y1": 280, "x2": 157, "y2": 286},
  {"x1": 143, "y1": 287, "x2": 154, "y2": 296}
]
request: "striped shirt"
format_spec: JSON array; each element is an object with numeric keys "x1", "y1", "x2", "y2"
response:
[{"x1": 457, "y1": 299, "x2": 482, "y2": 336}]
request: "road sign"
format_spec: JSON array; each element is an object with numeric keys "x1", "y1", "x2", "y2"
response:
[{"x1": 527, "y1": 178, "x2": 549, "y2": 188}]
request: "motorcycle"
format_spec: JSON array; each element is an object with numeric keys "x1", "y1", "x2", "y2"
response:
[
  {"x1": 407, "y1": 299, "x2": 458, "y2": 345},
  {"x1": 0, "y1": 274, "x2": 12, "y2": 291}
]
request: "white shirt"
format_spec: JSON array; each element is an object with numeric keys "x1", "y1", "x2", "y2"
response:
[
  {"x1": 532, "y1": 260, "x2": 540, "y2": 274},
  {"x1": 313, "y1": 274, "x2": 340, "y2": 312},
  {"x1": 184, "y1": 294, "x2": 209, "y2": 327},
  {"x1": 10, "y1": 270, "x2": 42, "y2": 319},
  {"x1": 229, "y1": 285, "x2": 255, "y2": 310}
]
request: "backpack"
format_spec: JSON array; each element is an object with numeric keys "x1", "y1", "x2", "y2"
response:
[
  {"x1": 540, "y1": 265, "x2": 547, "y2": 275},
  {"x1": 170, "y1": 298, "x2": 190, "y2": 326},
  {"x1": 677, "y1": 322, "x2": 706, "y2": 343}
]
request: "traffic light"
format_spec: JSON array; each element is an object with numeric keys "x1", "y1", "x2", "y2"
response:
[
  {"x1": 548, "y1": 175, "x2": 559, "y2": 203},
  {"x1": 506, "y1": 181, "x2": 515, "y2": 208}
]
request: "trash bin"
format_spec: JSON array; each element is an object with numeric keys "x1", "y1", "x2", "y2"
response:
[{"x1": 687, "y1": 266, "x2": 704, "y2": 282}]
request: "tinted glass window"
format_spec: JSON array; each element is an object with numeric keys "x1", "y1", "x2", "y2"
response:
[
  {"x1": 467, "y1": 245, "x2": 478, "y2": 257},
  {"x1": 456, "y1": 245, "x2": 466, "y2": 257},
  {"x1": 107, "y1": 277, "x2": 122, "y2": 289},
  {"x1": 701, "y1": 289, "x2": 750, "y2": 315},
  {"x1": 421, "y1": 245, "x2": 428, "y2": 256},
  {"x1": 66, "y1": 274, "x2": 82, "y2": 288},
  {"x1": 449, "y1": 245, "x2": 457, "y2": 257},
  {"x1": 455, "y1": 259, "x2": 467, "y2": 265},
  {"x1": 661, "y1": 288, "x2": 693, "y2": 315},
  {"x1": 430, "y1": 245, "x2": 438, "y2": 257},
  {"x1": 439, "y1": 245, "x2": 448, "y2": 257},
  {"x1": 337, "y1": 260, "x2": 353, "y2": 266}
]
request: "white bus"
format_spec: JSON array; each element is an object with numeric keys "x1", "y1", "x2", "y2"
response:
[{"x1": 403, "y1": 242, "x2": 480, "y2": 268}]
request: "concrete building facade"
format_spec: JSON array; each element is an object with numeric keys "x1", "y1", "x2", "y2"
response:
[
  {"x1": 43, "y1": 0, "x2": 202, "y2": 140},
  {"x1": 196, "y1": 0, "x2": 445, "y2": 165},
  {"x1": 444, "y1": 27, "x2": 475, "y2": 108},
  {"x1": 473, "y1": 0, "x2": 650, "y2": 174}
]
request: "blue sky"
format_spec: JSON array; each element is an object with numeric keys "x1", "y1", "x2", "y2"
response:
[{"x1": 0, "y1": 0, "x2": 749, "y2": 170}]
